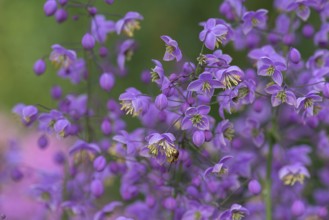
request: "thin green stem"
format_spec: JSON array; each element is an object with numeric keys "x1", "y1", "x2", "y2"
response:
[{"x1": 265, "y1": 140, "x2": 273, "y2": 220}]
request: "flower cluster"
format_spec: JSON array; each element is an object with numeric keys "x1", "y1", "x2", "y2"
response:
[{"x1": 4, "y1": 0, "x2": 329, "y2": 220}]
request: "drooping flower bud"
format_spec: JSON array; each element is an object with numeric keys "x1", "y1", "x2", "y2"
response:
[
  {"x1": 289, "y1": 48, "x2": 301, "y2": 64},
  {"x1": 291, "y1": 200, "x2": 305, "y2": 217},
  {"x1": 58, "y1": 0, "x2": 68, "y2": 6},
  {"x1": 248, "y1": 179, "x2": 262, "y2": 195},
  {"x1": 11, "y1": 167, "x2": 23, "y2": 182},
  {"x1": 38, "y1": 134, "x2": 48, "y2": 149},
  {"x1": 104, "y1": 0, "x2": 115, "y2": 4},
  {"x1": 55, "y1": 9, "x2": 68, "y2": 23},
  {"x1": 141, "y1": 70, "x2": 151, "y2": 84},
  {"x1": 51, "y1": 85, "x2": 62, "y2": 100},
  {"x1": 204, "y1": 130, "x2": 213, "y2": 142},
  {"x1": 155, "y1": 94, "x2": 168, "y2": 110},
  {"x1": 33, "y1": 59, "x2": 46, "y2": 75},
  {"x1": 193, "y1": 131, "x2": 205, "y2": 147},
  {"x1": 302, "y1": 24, "x2": 314, "y2": 38},
  {"x1": 43, "y1": 0, "x2": 57, "y2": 16},
  {"x1": 99, "y1": 73, "x2": 115, "y2": 91},
  {"x1": 99, "y1": 47, "x2": 108, "y2": 57},
  {"x1": 87, "y1": 7, "x2": 97, "y2": 16},
  {"x1": 101, "y1": 119, "x2": 112, "y2": 135},
  {"x1": 91, "y1": 179, "x2": 104, "y2": 197},
  {"x1": 163, "y1": 197, "x2": 176, "y2": 210},
  {"x1": 93, "y1": 156, "x2": 107, "y2": 172},
  {"x1": 82, "y1": 33, "x2": 95, "y2": 50}
]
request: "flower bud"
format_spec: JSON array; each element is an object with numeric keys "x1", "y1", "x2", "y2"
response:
[
  {"x1": 43, "y1": 0, "x2": 57, "y2": 16},
  {"x1": 87, "y1": 7, "x2": 97, "y2": 16},
  {"x1": 101, "y1": 119, "x2": 112, "y2": 135},
  {"x1": 54, "y1": 151, "x2": 66, "y2": 165},
  {"x1": 58, "y1": 0, "x2": 68, "y2": 6},
  {"x1": 302, "y1": 24, "x2": 314, "y2": 38},
  {"x1": 33, "y1": 59, "x2": 46, "y2": 75},
  {"x1": 155, "y1": 94, "x2": 168, "y2": 110},
  {"x1": 323, "y1": 83, "x2": 329, "y2": 98},
  {"x1": 204, "y1": 130, "x2": 213, "y2": 142},
  {"x1": 289, "y1": 48, "x2": 301, "y2": 64},
  {"x1": 193, "y1": 131, "x2": 205, "y2": 147},
  {"x1": 82, "y1": 33, "x2": 95, "y2": 50},
  {"x1": 93, "y1": 156, "x2": 107, "y2": 172},
  {"x1": 248, "y1": 179, "x2": 262, "y2": 195},
  {"x1": 99, "y1": 73, "x2": 115, "y2": 91},
  {"x1": 146, "y1": 195, "x2": 156, "y2": 208},
  {"x1": 11, "y1": 167, "x2": 23, "y2": 182},
  {"x1": 99, "y1": 47, "x2": 108, "y2": 57},
  {"x1": 253, "y1": 99, "x2": 263, "y2": 112},
  {"x1": 141, "y1": 70, "x2": 151, "y2": 84},
  {"x1": 51, "y1": 85, "x2": 62, "y2": 100},
  {"x1": 283, "y1": 34, "x2": 295, "y2": 46},
  {"x1": 91, "y1": 179, "x2": 104, "y2": 197},
  {"x1": 38, "y1": 134, "x2": 48, "y2": 149},
  {"x1": 291, "y1": 200, "x2": 305, "y2": 217},
  {"x1": 187, "y1": 97, "x2": 195, "y2": 105},
  {"x1": 163, "y1": 197, "x2": 176, "y2": 210},
  {"x1": 55, "y1": 9, "x2": 68, "y2": 23},
  {"x1": 104, "y1": 0, "x2": 115, "y2": 4}
]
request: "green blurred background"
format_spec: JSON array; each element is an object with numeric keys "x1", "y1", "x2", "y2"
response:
[{"x1": 0, "y1": 0, "x2": 279, "y2": 113}]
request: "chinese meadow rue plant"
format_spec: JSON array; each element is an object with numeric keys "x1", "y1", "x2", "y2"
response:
[{"x1": 7, "y1": 0, "x2": 329, "y2": 220}]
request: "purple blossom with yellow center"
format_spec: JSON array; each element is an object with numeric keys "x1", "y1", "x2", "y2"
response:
[
  {"x1": 150, "y1": 59, "x2": 165, "y2": 85},
  {"x1": 219, "y1": 203, "x2": 249, "y2": 220},
  {"x1": 49, "y1": 44, "x2": 77, "y2": 69},
  {"x1": 296, "y1": 91, "x2": 322, "y2": 118},
  {"x1": 160, "y1": 35, "x2": 182, "y2": 62},
  {"x1": 146, "y1": 132, "x2": 179, "y2": 164},
  {"x1": 199, "y1": 18, "x2": 229, "y2": 50},
  {"x1": 187, "y1": 72, "x2": 222, "y2": 97},
  {"x1": 116, "y1": 12, "x2": 143, "y2": 37},
  {"x1": 257, "y1": 57, "x2": 286, "y2": 86},
  {"x1": 119, "y1": 88, "x2": 150, "y2": 116},
  {"x1": 117, "y1": 39, "x2": 136, "y2": 72},
  {"x1": 265, "y1": 84, "x2": 297, "y2": 107},
  {"x1": 279, "y1": 164, "x2": 310, "y2": 186},
  {"x1": 242, "y1": 9, "x2": 268, "y2": 34},
  {"x1": 215, "y1": 66, "x2": 244, "y2": 89},
  {"x1": 181, "y1": 105, "x2": 211, "y2": 130},
  {"x1": 287, "y1": 0, "x2": 313, "y2": 21},
  {"x1": 12, "y1": 104, "x2": 38, "y2": 126},
  {"x1": 203, "y1": 155, "x2": 233, "y2": 178},
  {"x1": 69, "y1": 139, "x2": 101, "y2": 163},
  {"x1": 214, "y1": 119, "x2": 235, "y2": 150}
]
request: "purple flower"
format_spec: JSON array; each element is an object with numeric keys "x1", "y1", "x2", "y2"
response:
[
  {"x1": 43, "y1": 0, "x2": 57, "y2": 16},
  {"x1": 99, "y1": 72, "x2": 115, "y2": 91},
  {"x1": 54, "y1": 119, "x2": 71, "y2": 138},
  {"x1": 199, "y1": 18, "x2": 229, "y2": 50},
  {"x1": 119, "y1": 88, "x2": 150, "y2": 116},
  {"x1": 12, "y1": 104, "x2": 38, "y2": 126},
  {"x1": 242, "y1": 9, "x2": 268, "y2": 34},
  {"x1": 203, "y1": 155, "x2": 233, "y2": 178},
  {"x1": 113, "y1": 129, "x2": 144, "y2": 156},
  {"x1": 287, "y1": 0, "x2": 312, "y2": 21},
  {"x1": 219, "y1": 204, "x2": 249, "y2": 220},
  {"x1": 181, "y1": 105, "x2": 211, "y2": 130},
  {"x1": 296, "y1": 91, "x2": 322, "y2": 118},
  {"x1": 160, "y1": 35, "x2": 182, "y2": 62},
  {"x1": 264, "y1": 84, "x2": 296, "y2": 107},
  {"x1": 243, "y1": 118, "x2": 264, "y2": 147},
  {"x1": 146, "y1": 132, "x2": 179, "y2": 164},
  {"x1": 187, "y1": 72, "x2": 222, "y2": 97},
  {"x1": 81, "y1": 33, "x2": 95, "y2": 50},
  {"x1": 150, "y1": 59, "x2": 165, "y2": 85},
  {"x1": 90, "y1": 179, "x2": 104, "y2": 197},
  {"x1": 214, "y1": 119, "x2": 235, "y2": 149},
  {"x1": 279, "y1": 164, "x2": 310, "y2": 185},
  {"x1": 49, "y1": 44, "x2": 77, "y2": 69},
  {"x1": 91, "y1": 15, "x2": 115, "y2": 43},
  {"x1": 38, "y1": 109, "x2": 64, "y2": 132},
  {"x1": 215, "y1": 66, "x2": 244, "y2": 89},
  {"x1": 94, "y1": 201, "x2": 123, "y2": 220},
  {"x1": 257, "y1": 57, "x2": 286, "y2": 85},
  {"x1": 69, "y1": 140, "x2": 101, "y2": 161},
  {"x1": 205, "y1": 50, "x2": 232, "y2": 69},
  {"x1": 116, "y1": 12, "x2": 143, "y2": 37},
  {"x1": 117, "y1": 39, "x2": 136, "y2": 72},
  {"x1": 57, "y1": 58, "x2": 87, "y2": 84}
]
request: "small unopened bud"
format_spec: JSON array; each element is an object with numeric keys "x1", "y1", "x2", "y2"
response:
[
  {"x1": 43, "y1": 0, "x2": 57, "y2": 16},
  {"x1": 248, "y1": 179, "x2": 262, "y2": 195},
  {"x1": 155, "y1": 94, "x2": 168, "y2": 110},
  {"x1": 51, "y1": 85, "x2": 62, "y2": 100},
  {"x1": 302, "y1": 24, "x2": 314, "y2": 38},
  {"x1": 38, "y1": 134, "x2": 48, "y2": 149},
  {"x1": 289, "y1": 48, "x2": 301, "y2": 64},
  {"x1": 163, "y1": 197, "x2": 176, "y2": 210},
  {"x1": 91, "y1": 179, "x2": 104, "y2": 197},
  {"x1": 99, "y1": 73, "x2": 115, "y2": 91},
  {"x1": 33, "y1": 59, "x2": 46, "y2": 75},
  {"x1": 101, "y1": 119, "x2": 112, "y2": 135},
  {"x1": 99, "y1": 47, "x2": 108, "y2": 57},
  {"x1": 291, "y1": 200, "x2": 305, "y2": 217},
  {"x1": 55, "y1": 9, "x2": 68, "y2": 23},
  {"x1": 82, "y1": 33, "x2": 95, "y2": 50},
  {"x1": 87, "y1": 7, "x2": 97, "y2": 16},
  {"x1": 193, "y1": 131, "x2": 205, "y2": 147},
  {"x1": 93, "y1": 156, "x2": 107, "y2": 172},
  {"x1": 104, "y1": 0, "x2": 115, "y2": 4}
]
